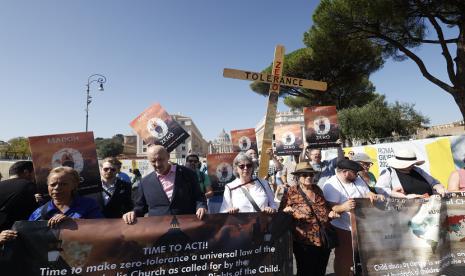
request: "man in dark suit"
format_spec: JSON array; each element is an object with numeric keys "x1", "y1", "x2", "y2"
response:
[
  {"x1": 99, "y1": 157, "x2": 133, "y2": 218},
  {"x1": 122, "y1": 145, "x2": 207, "y2": 224},
  {"x1": 0, "y1": 161, "x2": 37, "y2": 231}
]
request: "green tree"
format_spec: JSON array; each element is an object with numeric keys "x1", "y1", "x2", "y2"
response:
[
  {"x1": 338, "y1": 95, "x2": 429, "y2": 143},
  {"x1": 112, "y1": 134, "x2": 124, "y2": 145},
  {"x1": 95, "y1": 138, "x2": 123, "y2": 158},
  {"x1": 314, "y1": 0, "x2": 465, "y2": 121},
  {"x1": 250, "y1": 13, "x2": 384, "y2": 109},
  {"x1": 7, "y1": 137, "x2": 31, "y2": 156}
]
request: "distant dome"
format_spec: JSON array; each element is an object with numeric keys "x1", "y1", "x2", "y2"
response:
[{"x1": 215, "y1": 129, "x2": 231, "y2": 143}]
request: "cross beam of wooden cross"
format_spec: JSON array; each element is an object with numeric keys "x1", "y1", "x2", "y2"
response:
[{"x1": 223, "y1": 45, "x2": 327, "y2": 178}]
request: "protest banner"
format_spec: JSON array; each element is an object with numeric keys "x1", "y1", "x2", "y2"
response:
[
  {"x1": 304, "y1": 106, "x2": 339, "y2": 148},
  {"x1": 5, "y1": 213, "x2": 293, "y2": 276},
  {"x1": 28, "y1": 132, "x2": 101, "y2": 195},
  {"x1": 130, "y1": 103, "x2": 189, "y2": 152},
  {"x1": 352, "y1": 195, "x2": 465, "y2": 276},
  {"x1": 342, "y1": 135, "x2": 465, "y2": 187},
  {"x1": 207, "y1": 153, "x2": 237, "y2": 196},
  {"x1": 231, "y1": 128, "x2": 258, "y2": 153},
  {"x1": 120, "y1": 159, "x2": 153, "y2": 177},
  {"x1": 273, "y1": 124, "x2": 303, "y2": 156}
]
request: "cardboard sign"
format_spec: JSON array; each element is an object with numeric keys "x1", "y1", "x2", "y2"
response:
[
  {"x1": 28, "y1": 132, "x2": 101, "y2": 195},
  {"x1": 231, "y1": 128, "x2": 258, "y2": 153},
  {"x1": 304, "y1": 106, "x2": 339, "y2": 148},
  {"x1": 207, "y1": 153, "x2": 237, "y2": 196},
  {"x1": 130, "y1": 103, "x2": 189, "y2": 152},
  {"x1": 274, "y1": 124, "x2": 303, "y2": 156}
]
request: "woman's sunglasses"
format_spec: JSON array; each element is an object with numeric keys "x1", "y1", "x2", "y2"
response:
[{"x1": 238, "y1": 163, "x2": 253, "y2": 170}]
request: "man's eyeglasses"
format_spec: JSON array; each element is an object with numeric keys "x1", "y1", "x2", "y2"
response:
[
  {"x1": 102, "y1": 167, "x2": 116, "y2": 172},
  {"x1": 360, "y1": 162, "x2": 372, "y2": 168},
  {"x1": 238, "y1": 163, "x2": 253, "y2": 170},
  {"x1": 299, "y1": 173, "x2": 315, "y2": 178}
]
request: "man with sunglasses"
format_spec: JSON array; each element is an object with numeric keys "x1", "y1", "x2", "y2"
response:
[
  {"x1": 185, "y1": 154, "x2": 214, "y2": 200},
  {"x1": 99, "y1": 157, "x2": 133, "y2": 218},
  {"x1": 123, "y1": 145, "x2": 207, "y2": 224}
]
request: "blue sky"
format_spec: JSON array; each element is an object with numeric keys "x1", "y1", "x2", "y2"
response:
[{"x1": 0, "y1": 0, "x2": 461, "y2": 142}]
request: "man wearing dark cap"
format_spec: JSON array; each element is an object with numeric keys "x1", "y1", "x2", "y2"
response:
[{"x1": 322, "y1": 159, "x2": 382, "y2": 276}]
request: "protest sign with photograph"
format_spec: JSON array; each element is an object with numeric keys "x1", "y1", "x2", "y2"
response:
[
  {"x1": 274, "y1": 124, "x2": 303, "y2": 156},
  {"x1": 130, "y1": 103, "x2": 189, "y2": 152},
  {"x1": 28, "y1": 131, "x2": 101, "y2": 195},
  {"x1": 231, "y1": 128, "x2": 258, "y2": 153},
  {"x1": 207, "y1": 153, "x2": 237, "y2": 196},
  {"x1": 304, "y1": 106, "x2": 339, "y2": 148}
]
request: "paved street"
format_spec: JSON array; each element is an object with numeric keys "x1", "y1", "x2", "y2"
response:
[{"x1": 292, "y1": 250, "x2": 335, "y2": 275}]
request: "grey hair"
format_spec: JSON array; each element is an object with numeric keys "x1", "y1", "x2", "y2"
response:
[{"x1": 232, "y1": 152, "x2": 257, "y2": 178}]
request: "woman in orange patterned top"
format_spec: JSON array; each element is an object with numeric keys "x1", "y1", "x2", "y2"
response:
[{"x1": 280, "y1": 162, "x2": 339, "y2": 276}]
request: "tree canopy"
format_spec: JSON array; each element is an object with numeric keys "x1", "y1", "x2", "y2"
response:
[
  {"x1": 250, "y1": 8, "x2": 384, "y2": 110},
  {"x1": 95, "y1": 138, "x2": 123, "y2": 158},
  {"x1": 338, "y1": 95, "x2": 429, "y2": 144},
  {"x1": 314, "y1": 0, "x2": 465, "y2": 119},
  {"x1": 7, "y1": 137, "x2": 30, "y2": 156}
]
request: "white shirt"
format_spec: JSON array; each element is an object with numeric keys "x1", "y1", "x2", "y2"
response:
[
  {"x1": 323, "y1": 175, "x2": 370, "y2": 231},
  {"x1": 220, "y1": 178, "x2": 277, "y2": 213},
  {"x1": 375, "y1": 166, "x2": 439, "y2": 197}
]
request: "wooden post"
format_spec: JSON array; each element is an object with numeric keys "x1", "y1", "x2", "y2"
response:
[{"x1": 223, "y1": 45, "x2": 327, "y2": 178}]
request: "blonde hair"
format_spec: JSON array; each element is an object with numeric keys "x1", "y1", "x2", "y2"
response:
[{"x1": 47, "y1": 166, "x2": 80, "y2": 185}]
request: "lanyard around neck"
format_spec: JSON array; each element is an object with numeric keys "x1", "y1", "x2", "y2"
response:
[{"x1": 336, "y1": 176, "x2": 362, "y2": 198}]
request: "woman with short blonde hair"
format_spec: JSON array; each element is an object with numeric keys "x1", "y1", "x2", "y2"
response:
[{"x1": 29, "y1": 166, "x2": 103, "y2": 226}]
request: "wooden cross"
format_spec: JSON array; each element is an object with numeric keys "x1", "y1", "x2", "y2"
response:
[{"x1": 223, "y1": 45, "x2": 327, "y2": 178}]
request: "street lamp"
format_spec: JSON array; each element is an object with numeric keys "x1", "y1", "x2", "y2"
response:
[{"x1": 85, "y1": 74, "x2": 107, "y2": 132}]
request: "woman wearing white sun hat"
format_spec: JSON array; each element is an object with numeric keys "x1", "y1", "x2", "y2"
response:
[{"x1": 375, "y1": 148, "x2": 446, "y2": 198}]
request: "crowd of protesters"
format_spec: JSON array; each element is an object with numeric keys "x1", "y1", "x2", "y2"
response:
[{"x1": 0, "y1": 142, "x2": 457, "y2": 276}]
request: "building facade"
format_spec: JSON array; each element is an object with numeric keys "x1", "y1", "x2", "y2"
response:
[
  {"x1": 121, "y1": 135, "x2": 137, "y2": 157},
  {"x1": 416, "y1": 120, "x2": 465, "y2": 139},
  {"x1": 209, "y1": 129, "x2": 233, "y2": 154},
  {"x1": 255, "y1": 110, "x2": 305, "y2": 154}
]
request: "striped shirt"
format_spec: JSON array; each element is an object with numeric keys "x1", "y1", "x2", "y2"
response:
[{"x1": 156, "y1": 164, "x2": 177, "y2": 201}]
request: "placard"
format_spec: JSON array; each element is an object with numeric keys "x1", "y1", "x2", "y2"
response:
[
  {"x1": 304, "y1": 106, "x2": 339, "y2": 148},
  {"x1": 207, "y1": 153, "x2": 237, "y2": 196},
  {"x1": 28, "y1": 132, "x2": 101, "y2": 195},
  {"x1": 231, "y1": 128, "x2": 258, "y2": 153},
  {"x1": 274, "y1": 124, "x2": 303, "y2": 156},
  {"x1": 130, "y1": 103, "x2": 189, "y2": 152}
]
